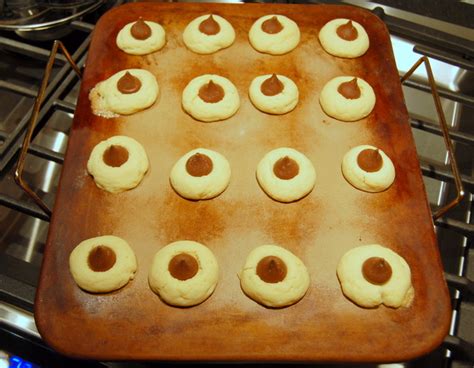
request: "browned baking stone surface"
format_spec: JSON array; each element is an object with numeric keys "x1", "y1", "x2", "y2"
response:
[{"x1": 34, "y1": 2, "x2": 451, "y2": 362}]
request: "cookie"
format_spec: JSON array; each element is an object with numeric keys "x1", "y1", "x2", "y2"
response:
[
  {"x1": 249, "y1": 74, "x2": 299, "y2": 114},
  {"x1": 182, "y1": 74, "x2": 240, "y2": 122},
  {"x1": 342, "y1": 144, "x2": 395, "y2": 192},
  {"x1": 89, "y1": 68, "x2": 159, "y2": 117},
  {"x1": 69, "y1": 235, "x2": 137, "y2": 293},
  {"x1": 256, "y1": 147, "x2": 316, "y2": 203},
  {"x1": 170, "y1": 148, "x2": 231, "y2": 200},
  {"x1": 87, "y1": 135, "x2": 149, "y2": 194},
  {"x1": 183, "y1": 14, "x2": 235, "y2": 54},
  {"x1": 336, "y1": 244, "x2": 414, "y2": 308},
  {"x1": 319, "y1": 76, "x2": 375, "y2": 121},
  {"x1": 148, "y1": 240, "x2": 219, "y2": 307},
  {"x1": 249, "y1": 15, "x2": 300, "y2": 55},
  {"x1": 319, "y1": 18, "x2": 369, "y2": 58},
  {"x1": 239, "y1": 245, "x2": 310, "y2": 308},
  {"x1": 116, "y1": 17, "x2": 166, "y2": 55}
]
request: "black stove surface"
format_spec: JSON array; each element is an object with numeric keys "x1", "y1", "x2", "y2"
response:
[{"x1": 375, "y1": 0, "x2": 473, "y2": 28}]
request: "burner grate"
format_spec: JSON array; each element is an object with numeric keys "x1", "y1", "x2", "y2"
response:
[{"x1": 0, "y1": 21, "x2": 93, "y2": 173}]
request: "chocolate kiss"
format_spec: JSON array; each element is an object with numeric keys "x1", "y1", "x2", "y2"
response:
[
  {"x1": 261, "y1": 15, "x2": 283, "y2": 34},
  {"x1": 186, "y1": 153, "x2": 213, "y2": 177},
  {"x1": 131, "y1": 17, "x2": 152, "y2": 40},
  {"x1": 199, "y1": 14, "x2": 220, "y2": 35},
  {"x1": 337, "y1": 78, "x2": 361, "y2": 99},
  {"x1": 88, "y1": 245, "x2": 116, "y2": 272},
  {"x1": 336, "y1": 20, "x2": 358, "y2": 41},
  {"x1": 362, "y1": 257, "x2": 392, "y2": 285},
  {"x1": 117, "y1": 72, "x2": 142, "y2": 94},
  {"x1": 168, "y1": 253, "x2": 199, "y2": 281},
  {"x1": 198, "y1": 80, "x2": 225, "y2": 103},
  {"x1": 261, "y1": 74, "x2": 284, "y2": 96},
  {"x1": 357, "y1": 148, "x2": 383, "y2": 172}
]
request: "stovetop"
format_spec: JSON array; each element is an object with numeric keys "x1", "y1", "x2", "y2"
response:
[{"x1": 0, "y1": 1, "x2": 473, "y2": 367}]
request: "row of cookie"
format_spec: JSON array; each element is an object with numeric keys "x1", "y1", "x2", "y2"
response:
[
  {"x1": 90, "y1": 69, "x2": 376, "y2": 122},
  {"x1": 118, "y1": 14, "x2": 369, "y2": 57},
  {"x1": 88, "y1": 137, "x2": 395, "y2": 199},
  {"x1": 70, "y1": 236, "x2": 414, "y2": 309}
]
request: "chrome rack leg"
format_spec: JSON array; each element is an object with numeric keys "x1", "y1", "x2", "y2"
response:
[
  {"x1": 14, "y1": 40, "x2": 82, "y2": 220},
  {"x1": 401, "y1": 56, "x2": 465, "y2": 220}
]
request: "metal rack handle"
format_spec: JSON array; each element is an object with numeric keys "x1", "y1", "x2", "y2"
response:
[
  {"x1": 400, "y1": 56, "x2": 465, "y2": 220},
  {"x1": 14, "y1": 40, "x2": 82, "y2": 220}
]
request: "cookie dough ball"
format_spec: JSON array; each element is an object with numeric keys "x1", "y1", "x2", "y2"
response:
[
  {"x1": 336, "y1": 244, "x2": 414, "y2": 308},
  {"x1": 170, "y1": 148, "x2": 231, "y2": 200},
  {"x1": 87, "y1": 135, "x2": 149, "y2": 194},
  {"x1": 319, "y1": 18, "x2": 369, "y2": 58},
  {"x1": 319, "y1": 76, "x2": 375, "y2": 121},
  {"x1": 69, "y1": 235, "x2": 137, "y2": 293},
  {"x1": 342, "y1": 145, "x2": 395, "y2": 193},
  {"x1": 256, "y1": 147, "x2": 316, "y2": 203},
  {"x1": 182, "y1": 74, "x2": 240, "y2": 122},
  {"x1": 239, "y1": 245, "x2": 310, "y2": 308},
  {"x1": 183, "y1": 14, "x2": 235, "y2": 54},
  {"x1": 116, "y1": 17, "x2": 166, "y2": 55},
  {"x1": 89, "y1": 69, "x2": 159, "y2": 117},
  {"x1": 249, "y1": 15, "x2": 300, "y2": 55},
  {"x1": 249, "y1": 74, "x2": 299, "y2": 114},
  {"x1": 148, "y1": 240, "x2": 219, "y2": 307}
]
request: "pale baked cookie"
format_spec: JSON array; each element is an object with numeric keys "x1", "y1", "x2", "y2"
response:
[
  {"x1": 342, "y1": 144, "x2": 395, "y2": 193},
  {"x1": 170, "y1": 148, "x2": 231, "y2": 200},
  {"x1": 319, "y1": 76, "x2": 375, "y2": 121},
  {"x1": 148, "y1": 240, "x2": 219, "y2": 307},
  {"x1": 239, "y1": 244, "x2": 310, "y2": 308},
  {"x1": 256, "y1": 147, "x2": 316, "y2": 203},
  {"x1": 249, "y1": 15, "x2": 300, "y2": 55},
  {"x1": 182, "y1": 74, "x2": 240, "y2": 122},
  {"x1": 87, "y1": 135, "x2": 149, "y2": 194},
  {"x1": 69, "y1": 235, "x2": 137, "y2": 293},
  {"x1": 116, "y1": 17, "x2": 166, "y2": 55},
  {"x1": 336, "y1": 244, "x2": 414, "y2": 308},
  {"x1": 89, "y1": 69, "x2": 159, "y2": 117},
  {"x1": 249, "y1": 74, "x2": 299, "y2": 114},
  {"x1": 183, "y1": 14, "x2": 235, "y2": 54},
  {"x1": 319, "y1": 18, "x2": 369, "y2": 58}
]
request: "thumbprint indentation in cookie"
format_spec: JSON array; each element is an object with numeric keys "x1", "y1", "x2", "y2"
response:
[
  {"x1": 186, "y1": 153, "x2": 213, "y2": 177},
  {"x1": 362, "y1": 257, "x2": 392, "y2": 285},
  {"x1": 198, "y1": 80, "x2": 225, "y2": 103},
  {"x1": 168, "y1": 253, "x2": 199, "y2": 280},
  {"x1": 199, "y1": 15, "x2": 220, "y2": 35},
  {"x1": 261, "y1": 16, "x2": 283, "y2": 34},
  {"x1": 102, "y1": 145, "x2": 129, "y2": 167},
  {"x1": 131, "y1": 17, "x2": 152, "y2": 40},
  {"x1": 273, "y1": 156, "x2": 299, "y2": 180},
  {"x1": 87, "y1": 245, "x2": 117, "y2": 272},
  {"x1": 117, "y1": 72, "x2": 142, "y2": 94},
  {"x1": 337, "y1": 77, "x2": 360, "y2": 99},
  {"x1": 261, "y1": 74, "x2": 284, "y2": 96},
  {"x1": 336, "y1": 20, "x2": 358, "y2": 41},
  {"x1": 357, "y1": 148, "x2": 382, "y2": 172},
  {"x1": 257, "y1": 256, "x2": 287, "y2": 283}
]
